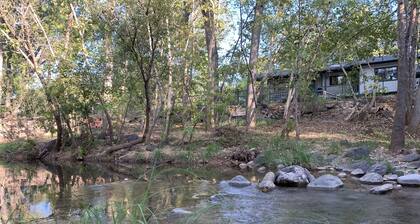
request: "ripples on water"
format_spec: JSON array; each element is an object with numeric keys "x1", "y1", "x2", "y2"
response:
[{"x1": 0, "y1": 162, "x2": 420, "y2": 223}]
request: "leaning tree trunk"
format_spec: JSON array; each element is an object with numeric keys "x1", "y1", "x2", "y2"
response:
[
  {"x1": 202, "y1": 0, "x2": 219, "y2": 129},
  {"x1": 246, "y1": 0, "x2": 264, "y2": 129},
  {"x1": 390, "y1": 0, "x2": 418, "y2": 152}
]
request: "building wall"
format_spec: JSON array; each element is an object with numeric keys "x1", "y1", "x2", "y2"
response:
[{"x1": 359, "y1": 61, "x2": 419, "y2": 94}]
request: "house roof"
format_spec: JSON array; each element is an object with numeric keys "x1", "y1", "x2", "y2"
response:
[{"x1": 260, "y1": 55, "x2": 419, "y2": 79}]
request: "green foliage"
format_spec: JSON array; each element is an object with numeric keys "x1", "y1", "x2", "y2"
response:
[
  {"x1": 202, "y1": 142, "x2": 222, "y2": 160},
  {"x1": 327, "y1": 141, "x2": 344, "y2": 155},
  {"x1": 259, "y1": 136, "x2": 312, "y2": 168},
  {"x1": 0, "y1": 139, "x2": 36, "y2": 156}
]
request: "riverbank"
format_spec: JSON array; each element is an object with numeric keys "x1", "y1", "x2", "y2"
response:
[{"x1": 1, "y1": 96, "x2": 419, "y2": 174}]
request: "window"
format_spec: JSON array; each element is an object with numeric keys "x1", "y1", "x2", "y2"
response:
[
  {"x1": 375, "y1": 67, "x2": 397, "y2": 81},
  {"x1": 329, "y1": 75, "x2": 344, "y2": 86}
]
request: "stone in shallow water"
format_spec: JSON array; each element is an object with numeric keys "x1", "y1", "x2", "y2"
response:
[
  {"x1": 369, "y1": 184, "x2": 393, "y2": 194},
  {"x1": 307, "y1": 174, "x2": 344, "y2": 190},
  {"x1": 338, "y1": 172, "x2": 347, "y2": 178},
  {"x1": 397, "y1": 174, "x2": 420, "y2": 186},
  {"x1": 257, "y1": 166, "x2": 267, "y2": 173},
  {"x1": 172, "y1": 208, "x2": 192, "y2": 215},
  {"x1": 367, "y1": 162, "x2": 388, "y2": 176},
  {"x1": 258, "y1": 172, "x2": 276, "y2": 192},
  {"x1": 360, "y1": 173, "x2": 383, "y2": 185},
  {"x1": 275, "y1": 165, "x2": 315, "y2": 187},
  {"x1": 351, "y1": 168, "x2": 365, "y2": 177},
  {"x1": 394, "y1": 184, "x2": 402, "y2": 190},
  {"x1": 383, "y1": 174, "x2": 398, "y2": 181},
  {"x1": 228, "y1": 175, "x2": 252, "y2": 188}
]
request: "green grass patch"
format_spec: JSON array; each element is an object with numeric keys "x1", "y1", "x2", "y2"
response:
[
  {"x1": 0, "y1": 139, "x2": 36, "y2": 157},
  {"x1": 257, "y1": 136, "x2": 312, "y2": 168},
  {"x1": 201, "y1": 142, "x2": 222, "y2": 160}
]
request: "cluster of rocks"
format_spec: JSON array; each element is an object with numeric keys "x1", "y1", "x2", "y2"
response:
[
  {"x1": 230, "y1": 165, "x2": 344, "y2": 193},
  {"x1": 233, "y1": 146, "x2": 420, "y2": 195}
]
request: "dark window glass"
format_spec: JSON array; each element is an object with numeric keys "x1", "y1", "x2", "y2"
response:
[
  {"x1": 330, "y1": 76, "x2": 344, "y2": 86},
  {"x1": 375, "y1": 67, "x2": 398, "y2": 81}
]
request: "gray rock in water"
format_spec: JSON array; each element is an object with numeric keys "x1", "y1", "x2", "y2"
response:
[
  {"x1": 383, "y1": 174, "x2": 398, "y2": 181},
  {"x1": 338, "y1": 172, "x2": 347, "y2": 178},
  {"x1": 277, "y1": 164, "x2": 285, "y2": 170},
  {"x1": 369, "y1": 184, "x2": 393, "y2": 194},
  {"x1": 228, "y1": 175, "x2": 252, "y2": 188},
  {"x1": 239, "y1": 163, "x2": 247, "y2": 170},
  {"x1": 351, "y1": 168, "x2": 365, "y2": 177},
  {"x1": 400, "y1": 153, "x2": 420, "y2": 162},
  {"x1": 349, "y1": 160, "x2": 370, "y2": 172},
  {"x1": 258, "y1": 172, "x2": 276, "y2": 192},
  {"x1": 397, "y1": 174, "x2": 420, "y2": 186},
  {"x1": 344, "y1": 146, "x2": 370, "y2": 160},
  {"x1": 360, "y1": 173, "x2": 383, "y2": 185},
  {"x1": 394, "y1": 184, "x2": 403, "y2": 190},
  {"x1": 367, "y1": 162, "x2": 388, "y2": 176},
  {"x1": 257, "y1": 166, "x2": 267, "y2": 173},
  {"x1": 275, "y1": 165, "x2": 315, "y2": 187},
  {"x1": 172, "y1": 208, "x2": 193, "y2": 215},
  {"x1": 307, "y1": 174, "x2": 344, "y2": 190}
]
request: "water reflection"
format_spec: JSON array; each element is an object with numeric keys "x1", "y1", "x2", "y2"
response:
[
  {"x1": 0, "y1": 161, "x2": 250, "y2": 223},
  {"x1": 3, "y1": 161, "x2": 420, "y2": 224}
]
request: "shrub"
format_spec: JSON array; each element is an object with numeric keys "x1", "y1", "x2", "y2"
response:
[
  {"x1": 0, "y1": 139, "x2": 36, "y2": 156},
  {"x1": 260, "y1": 136, "x2": 312, "y2": 168}
]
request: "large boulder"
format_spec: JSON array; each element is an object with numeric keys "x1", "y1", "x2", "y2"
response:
[
  {"x1": 397, "y1": 174, "x2": 420, "y2": 186},
  {"x1": 359, "y1": 173, "x2": 383, "y2": 185},
  {"x1": 349, "y1": 160, "x2": 371, "y2": 172},
  {"x1": 369, "y1": 184, "x2": 393, "y2": 194},
  {"x1": 343, "y1": 146, "x2": 370, "y2": 160},
  {"x1": 408, "y1": 161, "x2": 420, "y2": 169},
  {"x1": 258, "y1": 172, "x2": 276, "y2": 192},
  {"x1": 228, "y1": 175, "x2": 252, "y2": 188},
  {"x1": 400, "y1": 153, "x2": 420, "y2": 162},
  {"x1": 275, "y1": 165, "x2": 315, "y2": 187},
  {"x1": 367, "y1": 162, "x2": 388, "y2": 176},
  {"x1": 307, "y1": 174, "x2": 344, "y2": 190}
]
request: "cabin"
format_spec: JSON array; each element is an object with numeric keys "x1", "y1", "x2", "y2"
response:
[{"x1": 261, "y1": 55, "x2": 420, "y2": 103}]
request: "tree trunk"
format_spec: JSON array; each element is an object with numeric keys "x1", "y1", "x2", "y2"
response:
[
  {"x1": 163, "y1": 19, "x2": 175, "y2": 143},
  {"x1": 202, "y1": 0, "x2": 218, "y2": 129},
  {"x1": 390, "y1": 0, "x2": 418, "y2": 152},
  {"x1": 52, "y1": 109, "x2": 63, "y2": 151},
  {"x1": 246, "y1": 0, "x2": 264, "y2": 129},
  {"x1": 142, "y1": 78, "x2": 151, "y2": 142},
  {"x1": 408, "y1": 88, "x2": 420, "y2": 133},
  {"x1": 101, "y1": 14, "x2": 114, "y2": 144},
  {"x1": 4, "y1": 52, "x2": 12, "y2": 108},
  {"x1": 0, "y1": 44, "x2": 3, "y2": 105}
]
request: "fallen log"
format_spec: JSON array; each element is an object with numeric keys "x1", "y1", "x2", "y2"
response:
[{"x1": 100, "y1": 138, "x2": 144, "y2": 156}]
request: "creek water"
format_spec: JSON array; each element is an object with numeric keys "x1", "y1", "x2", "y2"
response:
[{"x1": 0, "y1": 161, "x2": 419, "y2": 223}]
